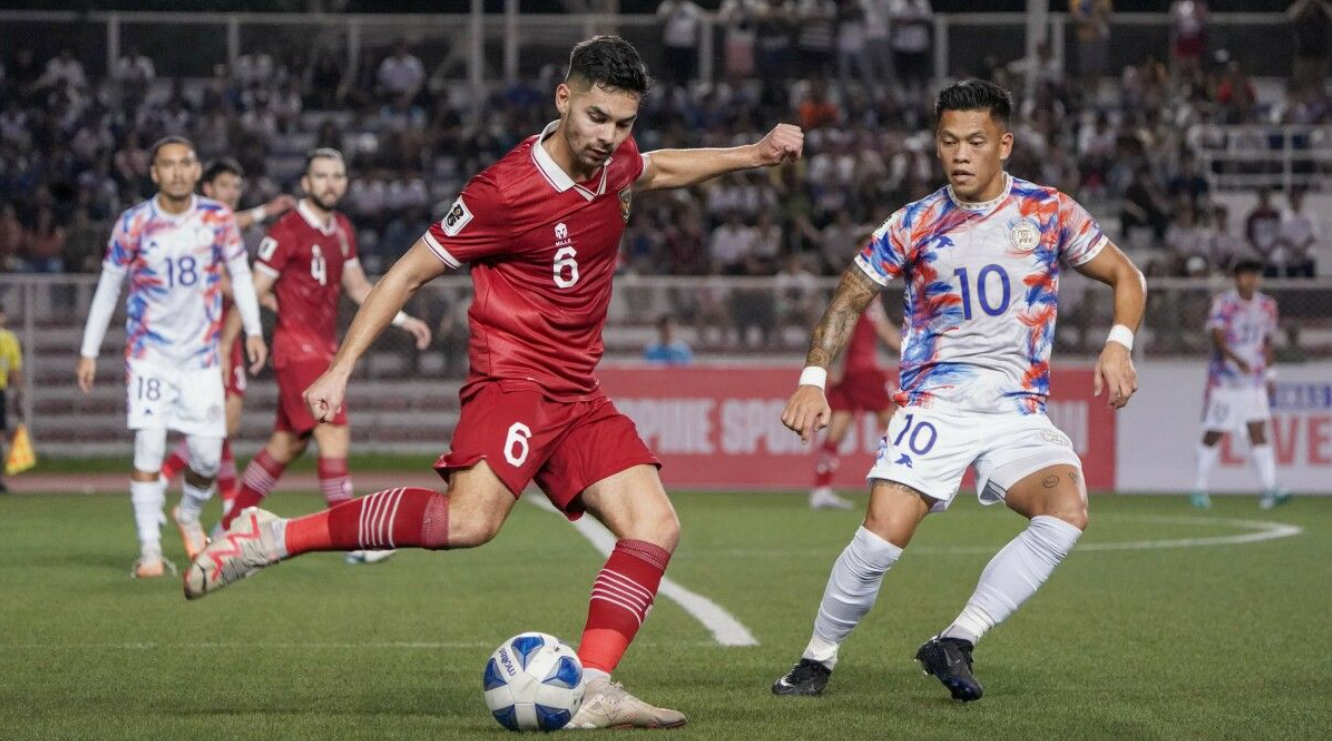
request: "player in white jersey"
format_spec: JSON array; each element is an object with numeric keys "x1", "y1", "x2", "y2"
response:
[
  {"x1": 772, "y1": 80, "x2": 1146, "y2": 701},
  {"x1": 1191, "y1": 259, "x2": 1288, "y2": 510},
  {"x1": 77, "y1": 137, "x2": 267, "y2": 578}
]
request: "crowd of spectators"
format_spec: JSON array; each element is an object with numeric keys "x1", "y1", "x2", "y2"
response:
[{"x1": 0, "y1": 1, "x2": 1328, "y2": 293}]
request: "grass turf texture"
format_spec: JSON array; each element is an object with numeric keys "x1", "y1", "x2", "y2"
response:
[{"x1": 1, "y1": 490, "x2": 1327, "y2": 741}]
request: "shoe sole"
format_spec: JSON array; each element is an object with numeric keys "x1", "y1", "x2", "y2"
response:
[{"x1": 772, "y1": 684, "x2": 826, "y2": 697}]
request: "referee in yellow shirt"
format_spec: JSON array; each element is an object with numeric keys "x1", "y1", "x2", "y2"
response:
[{"x1": 0, "y1": 308, "x2": 23, "y2": 493}]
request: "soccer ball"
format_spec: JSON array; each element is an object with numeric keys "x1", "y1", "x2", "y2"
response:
[{"x1": 483, "y1": 632, "x2": 585, "y2": 731}]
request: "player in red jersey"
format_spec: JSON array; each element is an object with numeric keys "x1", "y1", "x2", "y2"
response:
[
  {"x1": 216, "y1": 149, "x2": 432, "y2": 554},
  {"x1": 159, "y1": 158, "x2": 293, "y2": 514},
  {"x1": 188, "y1": 36, "x2": 803, "y2": 729},
  {"x1": 809, "y1": 297, "x2": 901, "y2": 510}
]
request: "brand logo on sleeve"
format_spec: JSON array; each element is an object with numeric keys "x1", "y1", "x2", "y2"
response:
[{"x1": 441, "y1": 197, "x2": 473, "y2": 237}]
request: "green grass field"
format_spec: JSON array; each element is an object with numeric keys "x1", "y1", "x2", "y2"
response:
[{"x1": 1, "y1": 489, "x2": 1328, "y2": 741}]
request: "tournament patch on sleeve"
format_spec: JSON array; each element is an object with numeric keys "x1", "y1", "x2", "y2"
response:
[{"x1": 441, "y1": 197, "x2": 473, "y2": 237}]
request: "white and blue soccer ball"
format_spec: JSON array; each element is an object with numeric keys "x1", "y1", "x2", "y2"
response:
[{"x1": 483, "y1": 632, "x2": 585, "y2": 732}]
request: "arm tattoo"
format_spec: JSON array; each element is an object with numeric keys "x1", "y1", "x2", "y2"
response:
[{"x1": 806, "y1": 265, "x2": 883, "y2": 369}]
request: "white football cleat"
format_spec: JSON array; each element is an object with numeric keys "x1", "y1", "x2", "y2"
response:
[
  {"x1": 567, "y1": 677, "x2": 686, "y2": 729},
  {"x1": 809, "y1": 487, "x2": 855, "y2": 510},
  {"x1": 130, "y1": 543, "x2": 176, "y2": 579},
  {"x1": 345, "y1": 549, "x2": 396, "y2": 565},
  {"x1": 172, "y1": 506, "x2": 208, "y2": 561},
  {"x1": 183, "y1": 507, "x2": 284, "y2": 600}
]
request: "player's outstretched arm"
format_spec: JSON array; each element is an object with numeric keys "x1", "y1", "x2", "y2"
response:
[
  {"x1": 782, "y1": 265, "x2": 883, "y2": 443},
  {"x1": 634, "y1": 123, "x2": 803, "y2": 192},
  {"x1": 1074, "y1": 241, "x2": 1146, "y2": 410},
  {"x1": 341, "y1": 260, "x2": 432, "y2": 350},
  {"x1": 304, "y1": 239, "x2": 448, "y2": 422}
]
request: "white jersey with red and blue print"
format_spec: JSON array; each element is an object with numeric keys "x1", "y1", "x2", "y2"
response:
[
  {"x1": 1205, "y1": 289, "x2": 1277, "y2": 391},
  {"x1": 854, "y1": 174, "x2": 1107, "y2": 415},
  {"x1": 104, "y1": 195, "x2": 243, "y2": 369}
]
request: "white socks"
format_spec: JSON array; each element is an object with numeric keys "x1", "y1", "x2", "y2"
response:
[
  {"x1": 1195, "y1": 442, "x2": 1220, "y2": 491},
  {"x1": 803, "y1": 526, "x2": 903, "y2": 669},
  {"x1": 942, "y1": 515, "x2": 1083, "y2": 646},
  {"x1": 177, "y1": 478, "x2": 215, "y2": 523},
  {"x1": 1251, "y1": 444, "x2": 1278, "y2": 491},
  {"x1": 129, "y1": 479, "x2": 166, "y2": 552}
]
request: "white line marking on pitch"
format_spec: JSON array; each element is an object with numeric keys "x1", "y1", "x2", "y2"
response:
[
  {"x1": 669, "y1": 515, "x2": 1304, "y2": 559},
  {"x1": 525, "y1": 495, "x2": 759, "y2": 647}
]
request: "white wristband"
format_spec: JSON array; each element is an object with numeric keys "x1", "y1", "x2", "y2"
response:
[
  {"x1": 798, "y1": 366, "x2": 828, "y2": 390},
  {"x1": 248, "y1": 205, "x2": 268, "y2": 223},
  {"x1": 391, "y1": 311, "x2": 410, "y2": 328},
  {"x1": 1106, "y1": 324, "x2": 1134, "y2": 352},
  {"x1": 1266, "y1": 368, "x2": 1277, "y2": 381}
]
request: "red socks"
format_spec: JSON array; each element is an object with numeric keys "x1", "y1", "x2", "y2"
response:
[
  {"x1": 218, "y1": 440, "x2": 238, "y2": 505},
  {"x1": 283, "y1": 487, "x2": 450, "y2": 556},
  {"x1": 577, "y1": 539, "x2": 672, "y2": 674},
  {"x1": 317, "y1": 457, "x2": 353, "y2": 505},
  {"x1": 223, "y1": 449, "x2": 285, "y2": 530},
  {"x1": 160, "y1": 441, "x2": 189, "y2": 480},
  {"x1": 814, "y1": 438, "x2": 839, "y2": 489}
]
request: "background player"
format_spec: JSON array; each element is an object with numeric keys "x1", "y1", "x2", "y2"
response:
[
  {"x1": 159, "y1": 158, "x2": 294, "y2": 515},
  {"x1": 772, "y1": 80, "x2": 1145, "y2": 702},
  {"x1": 0, "y1": 308, "x2": 22, "y2": 494},
  {"x1": 1192, "y1": 259, "x2": 1289, "y2": 510},
  {"x1": 77, "y1": 136, "x2": 266, "y2": 578},
  {"x1": 809, "y1": 296, "x2": 901, "y2": 510},
  {"x1": 218, "y1": 148, "x2": 431, "y2": 563},
  {"x1": 188, "y1": 36, "x2": 802, "y2": 729}
]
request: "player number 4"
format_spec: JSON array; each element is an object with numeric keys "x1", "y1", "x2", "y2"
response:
[
  {"x1": 311, "y1": 245, "x2": 328, "y2": 286},
  {"x1": 505, "y1": 422, "x2": 533, "y2": 466},
  {"x1": 553, "y1": 247, "x2": 579, "y2": 289}
]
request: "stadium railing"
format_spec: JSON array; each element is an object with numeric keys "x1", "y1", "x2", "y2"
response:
[
  {"x1": 0, "y1": 9, "x2": 1294, "y2": 91},
  {"x1": 6, "y1": 272, "x2": 1331, "y2": 456}
]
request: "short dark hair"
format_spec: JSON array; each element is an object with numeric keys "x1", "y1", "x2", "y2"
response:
[
  {"x1": 202, "y1": 157, "x2": 244, "y2": 185},
  {"x1": 1234, "y1": 259, "x2": 1264, "y2": 275},
  {"x1": 567, "y1": 35, "x2": 650, "y2": 96},
  {"x1": 934, "y1": 79, "x2": 1013, "y2": 126},
  {"x1": 149, "y1": 135, "x2": 196, "y2": 165},
  {"x1": 304, "y1": 147, "x2": 345, "y2": 174}
]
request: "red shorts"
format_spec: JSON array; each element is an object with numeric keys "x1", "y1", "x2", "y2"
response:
[
  {"x1": 435, "y1": 384, "x2": 659, "y2": 520},
  {"x1": 827, "y1": 369, "x2": 892, "y2": 413},
  {"x1": 275, "y1": 358, "x2": 345, "y2": 434},
  {"x1": 224, "y1": 341, "x2": 247, "y2": 398}
]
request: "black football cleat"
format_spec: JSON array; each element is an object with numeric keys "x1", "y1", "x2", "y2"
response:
[
  {"x1": 916, "y1": 636, "x2": 983, "y2": 701},
  {"x1": 772, "y1": 659, "x2": 833, "y2": 696}
]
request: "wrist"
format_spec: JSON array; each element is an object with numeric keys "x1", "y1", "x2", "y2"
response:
[
  {"x1": 391, "y1": 311, "x2": 411, "y2": 328},
  {"x1": 798, "y1": 366, "x2": 827, "y2": 390},
  {"x1": 249, "y1": 205, "x2": 268, "y2": 223},
  {"x1": 1106, "y1": 324, "x2": 1134, "y2": 352}
]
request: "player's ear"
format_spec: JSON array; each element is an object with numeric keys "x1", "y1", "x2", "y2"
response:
[
  {"x1": 999, "y1": 130, "x2": 1014, "y2": 161},
  {"x1": 555, "y1": 82, "x2": 571, "y2": 118}
]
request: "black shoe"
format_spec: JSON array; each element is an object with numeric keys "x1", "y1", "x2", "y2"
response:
[
  {"x1": 772, "y1": 659, "x2": 832, "y2": 696},
  {"x1": 915, "y1": 637, "x2": 983, "y2": 701}
]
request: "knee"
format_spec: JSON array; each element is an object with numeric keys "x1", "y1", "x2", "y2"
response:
[
  {"x1": 646, "y1": 509, "x2": 681, "y2": 553},
  {"x1": 1045, "y1": 501, "x2": 1089, "y2": 532},
  {"x1": 447, "y1": 505, "x2": 505, "y2": 549}
]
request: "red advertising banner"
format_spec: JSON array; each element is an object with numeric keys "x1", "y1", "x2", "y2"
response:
[{"x1": 597, "y1": 365, "x2": 1115, "y2": 492}]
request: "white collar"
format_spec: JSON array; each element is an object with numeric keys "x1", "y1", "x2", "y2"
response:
[
  {"x1": 151, "y1": 193, "x2": 197, "y2": 222},
  {"x1": 948, "y1": 172, "x2": 1012, "y2": 213},
  {"x1": 298, "y1": 198, "x2": 337, "y2": 235},
  {"x1": 531, "y1": 120, "x2": 610, "y2": 202}
]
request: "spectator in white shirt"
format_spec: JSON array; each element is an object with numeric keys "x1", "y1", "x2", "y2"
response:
[
  {"x1": 1279, "y1": 187, "x2": 1321, "y2": 277},
  {"x1": 37, "y1": 49, "x2": 86, "y2": 91},
  {"x1": 658, "y1": 0, "x2": 703, "y2": 84},
  {"x1": 377, "y1": 40, "x2": 426, "y2": 104},
  {"x1": 889, "y1": 0, "x2": 933, "y2": 96},
  {"x1": 710, "y1": 211, "x2": 757, "y2": 274}
]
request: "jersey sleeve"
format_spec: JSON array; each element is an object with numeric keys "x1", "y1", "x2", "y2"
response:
[
  {"x1": 255, "y1": 221, "x2": 290, "y2": 277},
  {"x1": 853, "y1": 209, "x2": 909, "y2": 285},
  {"x1": 423, "y1": 174, "x2": 510, "y2": 268},
  {"x1": 1056, "y1": 192, "x2": 1108, "y2": 267},
  {"x1": 104, "y1": 210, "x2": 138, "y2": 269},
  {"x1": 1205, "y1": 295, "x2": 1228, "y2": 332},
  {"x1": 337, "y1": 216, "x2": 359, "y2": 266}
]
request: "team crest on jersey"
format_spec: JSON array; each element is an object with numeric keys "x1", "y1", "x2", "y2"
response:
[
  {"x1": 441, "y1": 197, "x2": 473, "y2": 237},
  {"x1": 1008, "y1": 219, "x2": 1041, "y2": 252},
  {"x1": 619, "y1": 187, "x2": 633, "y2": 223},
  {"x1": 195, "y1": 226, "x2": 214, "y2": 247}
]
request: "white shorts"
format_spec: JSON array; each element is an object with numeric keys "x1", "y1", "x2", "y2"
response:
[
  {"x1": 867, "y1": 406, "x2": 1083, "y2": 513},
  {"x1": 126, "y1": 359, "x2": 226, "y2": 437},
  {"x1": 1203, "y1": 387, "x2": 1271, "y2": 432}
]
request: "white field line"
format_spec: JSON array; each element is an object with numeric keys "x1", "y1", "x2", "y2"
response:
[
  {"x1": 670, "y1": 514, "x2": 1304, "y2": 559},
  {"x1": 0, "y1": 640, "x2": 727, "y2": 651},
  {"x1": 525, "y1": 495, "x2": 759, "y2": 647}
]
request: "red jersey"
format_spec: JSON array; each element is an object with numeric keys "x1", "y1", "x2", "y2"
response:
[
  {"x1": 844, "y1": 299, "x2": 889, "y2": 375},
  {"x1": 255, "y1": 200, "x2": 358, "y2": 368},
  {"x1": 424, "y1": 122, "x2": 645, "y2": 401}
]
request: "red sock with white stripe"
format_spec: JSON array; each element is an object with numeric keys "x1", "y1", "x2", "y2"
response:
[
  {"x1": 222, "y1": 450, "x2": 285, "y2": 530},
  {"x1": 814, "y1": 438, "x2": 839, "y2": 489},
  {"x1": 282, "y1": 487, "x2": 450, "y2": 556},
  {"x1": 317, "y1": 457, "x2": 353, "y2": 506},
  {"x1": 577, "y1": 540, "x2": 672, "y2": 675},
  {"x1": 218, "y1": 440, "x2": 238, "y2": 508},
  {"x1": 160, "y1": 440, "x2": 190, "y2": 481}
]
